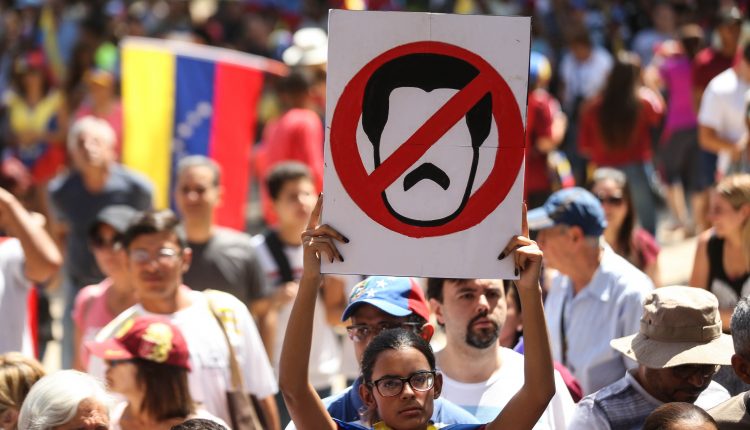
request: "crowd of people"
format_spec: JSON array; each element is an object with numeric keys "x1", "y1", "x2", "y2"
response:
[{"x1": 3, "y1": 0, "x2": 750, "y2": 429}]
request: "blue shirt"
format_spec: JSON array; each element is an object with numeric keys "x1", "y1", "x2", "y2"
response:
[
  {"x1": 544, "y1": 246, "x2": 654, "y2": 395},
  {"x1": 325, "y1": 377, "x2": 480, "y2": 425}
]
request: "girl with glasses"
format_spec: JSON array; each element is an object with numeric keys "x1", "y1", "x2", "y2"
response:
[
  {"x1": 591, "y1": 167, "x2": 661, "y2": 286},
  {"x1": 280, "y1": 197, "x2": 555, "y2": 429}
]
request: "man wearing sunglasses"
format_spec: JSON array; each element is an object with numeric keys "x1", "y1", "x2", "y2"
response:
[
  {"x1": 286, "y1": 276, "x2": 477, "y2": 429},
  {"x1": 570, "y1": 286, "x2": 732, "y2": 429}
]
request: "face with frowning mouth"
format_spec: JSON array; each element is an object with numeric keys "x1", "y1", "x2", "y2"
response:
[
  {"x1": 361, "y1": 52, "x2": 492, "y2": 227},
  {"x1": 375, "y1": 87, "x2": 483, "y2": 226}
]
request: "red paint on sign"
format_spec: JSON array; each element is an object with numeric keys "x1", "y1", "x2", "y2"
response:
[{"x1": 330, "y1": 41, "x2": 524, "y2": 238}]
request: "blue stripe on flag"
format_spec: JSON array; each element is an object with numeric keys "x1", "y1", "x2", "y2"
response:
[{"x1": 170, "y1": 56, "x2": 216, "y2": 209}]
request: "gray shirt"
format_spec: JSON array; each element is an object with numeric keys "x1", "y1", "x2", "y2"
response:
[
  {"x1": 184, "y1": 227, "x2": 270, "y2": 304},
  {"x1": 48, "y1": 164, "x2": 153, "y2": 287}
]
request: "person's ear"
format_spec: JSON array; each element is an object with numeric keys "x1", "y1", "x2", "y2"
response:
[
  {"x1": 359, "y1": 382, "x2": 377, "y2": 410},
  {"x1": 731, "y1": 353, "x2": 750, "y2": 385},
  {"x1": 432, "y1": 372, "x2": 443, "y2": 399},
  {"x1": 429, "y1": 299, "x2": 445, "y2": 326},
  {"x1": 420, "y1": 323, "x2": 435, "y2": 342}
]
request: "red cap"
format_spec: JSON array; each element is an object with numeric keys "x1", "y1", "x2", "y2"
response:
[{"x1": 87, "y1": 316, "x2": 191, "y2": 371}]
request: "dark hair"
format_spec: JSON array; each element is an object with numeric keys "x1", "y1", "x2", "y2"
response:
[
  {"x1": 643, "y1": 402, "x2": 717, "y2": 430},
  {"x1": 134, "y1": 359, "x2": 195, "y2": 422},
  {"x1": 360, "y1": 328, "x2": 435, "y2": 385},
  {"x1": 265, "y1": 162, "x2": 313, "y2": 201},
  {"x1": 171, "y1": 418, "x2": 228, "y2": 430},
  {"x1": 679, "y1": 24, "x2": 705, "y2": 60},
  {"x1": 591, "y1": 168, "x2": 642, "y2": 267},
  {"x1": 566, "y1": 25, "x2": 592, "y2": 48},
  {"x1": 276, "y1": 69, "x2": 313, "y2": 96},
  {"x1": 361, "y1": 53, "x2": 491, "y2": 159},
  {"x1": 597, "y1": 51, "x2": 642, "y2": 150},
  {"x1": 502, "y1": 280, "x2": 523, "y2": 348},
  {"x1": 122, "y1": 209, "x2": 187, "y2": 250},
  {"x1": 426, "y1": 278, "x2": 448, "y2": 302}
]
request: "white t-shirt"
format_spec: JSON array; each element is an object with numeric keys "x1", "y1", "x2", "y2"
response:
[
  {"x1": 250, "y1": 233, "x2": 341, "y2": 389},
  {"x1": 698, "y1": 68, "x2": 750, "y2": 174},
  {"x1": 559, "y1": 47, "x2": 613, "y2": 111},
  {"x1": 439, "y1": 348, "x2": 575, "y2": 429},
  {"x1": 89, "y1": 289, "x2": 277, "y2": 425},
  {"x1": 0, "y1": 239, "x2": 32, "y2": 356}
]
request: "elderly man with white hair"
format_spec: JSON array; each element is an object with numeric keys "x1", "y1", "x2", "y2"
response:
[
  {"x1": 18, "y1": 369, "x2": 112, "y2": 430},
  {"x1": 47, "y1": 115, "x2": 153, "y2": 369}
]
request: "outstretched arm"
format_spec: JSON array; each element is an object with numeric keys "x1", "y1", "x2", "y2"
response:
[
  {"x1": 279, "y1": 196, "x2": 345, "y2": 430},
  {"x1": 489, "y1": 206, "x2": 555, "y2": 430},
  {"x1": 0, "y1": 187, "x2": 61, "y2": 283}
]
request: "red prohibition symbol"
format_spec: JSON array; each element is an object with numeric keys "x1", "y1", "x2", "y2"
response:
[{"x1": 330, "y1": 41, "x2": 525, "y2": 238}]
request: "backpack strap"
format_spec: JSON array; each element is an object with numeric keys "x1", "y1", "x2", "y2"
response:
[{"x1": 263, "y1": 229, "x2": 294, "y2": 284}]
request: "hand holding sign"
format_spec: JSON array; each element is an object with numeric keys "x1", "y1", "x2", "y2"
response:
[
  {"x1": 323, "y1": 11, "x2": 530, "y2": 278},
  {"x1": 503, "y1": 204, "x2": 544, "y2": 292},
  {"x1": 301, "y1": 195, "x2": 349, "y2": 279}
]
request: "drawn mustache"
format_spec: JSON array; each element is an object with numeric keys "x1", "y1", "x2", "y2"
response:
[{"x1": 403, "y1": 163, "x2": 450, "y2": 191}]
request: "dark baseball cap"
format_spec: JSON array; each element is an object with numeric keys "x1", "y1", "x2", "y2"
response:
[
  {"x1": 88, "y1": 205, "x2": 139, "y2": 239},
  {"x1": 527, "y1": 187, "x2": 607, "y2": 236}
]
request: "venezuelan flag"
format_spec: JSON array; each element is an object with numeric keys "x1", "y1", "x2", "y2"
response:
[{"x1": 121, "y1": 37, "x2": 287, "y2": 230}]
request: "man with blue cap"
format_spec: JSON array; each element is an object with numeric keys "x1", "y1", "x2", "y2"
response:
[
  {"x1": 285, "y1": 276, "x2": 477, "y2": 429},
  {"x1": 529, "y1": 187, "x2": 654, "y2": 396}
]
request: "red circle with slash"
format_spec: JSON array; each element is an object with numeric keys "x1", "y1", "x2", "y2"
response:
[{"x1": 330, "y1": 41, "x2": 524, "y2": 238}]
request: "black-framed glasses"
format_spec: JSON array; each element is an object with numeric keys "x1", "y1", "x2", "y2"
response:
[
  {"x1": 345, "y1": 322, "x2": 423, "y2": 343},
  {"x1": 369, "y1": 370, "x2": 436, "y2": 397},
  {"x1": 671, "y1": 364, "x2": 720, "y2": 380},
  {"x1": 129, "y1": 247, "x2": 181, "y2": 264},
  {"x1": 596, "y1": 194, "x2": 625, "y2": 206}
]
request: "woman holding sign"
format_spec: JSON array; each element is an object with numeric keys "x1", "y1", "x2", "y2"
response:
[{"x1": 279, "y1": 196, "x2": 555, "y2": 430}]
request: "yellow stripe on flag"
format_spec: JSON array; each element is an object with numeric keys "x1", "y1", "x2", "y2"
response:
[{"x1": 122, "y1": 46, "x2": 175, "y2": 209}]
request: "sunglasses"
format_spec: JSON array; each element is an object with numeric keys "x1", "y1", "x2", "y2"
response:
[
  {"x1": 345, "y1": 322, "x2": 423, "y2": 343},
  {"x1": 90, "y1": 235, "x2": 123, "y2": 250},
  {"x1": 368, "y1": 370, "x2": 436, "y2": 397},
  {"x1": 596, "y1": 194, "x2": 625, "y2": 206},
  {"x1": 671, "y1": 364, "x2": 720, "y2": 380}
]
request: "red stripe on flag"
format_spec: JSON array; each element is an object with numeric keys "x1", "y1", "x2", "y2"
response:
[{"x1": 209, "y1": 63, "x2": 264, "y2": 230}]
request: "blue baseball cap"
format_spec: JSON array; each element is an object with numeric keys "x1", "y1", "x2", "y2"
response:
[
  {"x1": 341, "y1": 276, "x2": 431, "y2": 322},
  {"x1": 527, "y1": 187, "x2": 607, "y2": 236}
]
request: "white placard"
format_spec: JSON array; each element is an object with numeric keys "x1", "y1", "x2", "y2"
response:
[{"x1": 322, "y1": 10, "x2": 530, "y2": 279}]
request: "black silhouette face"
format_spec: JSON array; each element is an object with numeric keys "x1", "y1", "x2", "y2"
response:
[{"x1": 361, "y1": 53, "x2": 492, "y2": 227}]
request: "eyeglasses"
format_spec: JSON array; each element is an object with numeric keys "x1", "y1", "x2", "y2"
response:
[
  {"x1": 345, "y1": 322, "x2": 423, "y2": 343},
  {"x1": 129, "y1": 248, "x2": 180, "y2": 264},
  {"x1": 671, "y1": 364, "x2": 721, "y2": 380},
  {"x1": 369, "y1": 370, "x2": 436, "y2": 397},
  {"x1": 90, "y1": 235, "x2": 123, "y2": 250},
  {"x1": 596, "y1": 194, "x2": 625, "y2": 206}
]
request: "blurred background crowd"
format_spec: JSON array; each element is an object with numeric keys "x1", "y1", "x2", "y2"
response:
[{"x1": 3, "y1": 0, "x2": 750, "y2": 429}]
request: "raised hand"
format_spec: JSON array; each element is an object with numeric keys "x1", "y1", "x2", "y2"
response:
[
  {"x1": 300, "y1": 195, "x2": 349, "y2": 279},
  {"x1": 497, "y1": 203, "x2": 543, "y2": 291}
]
